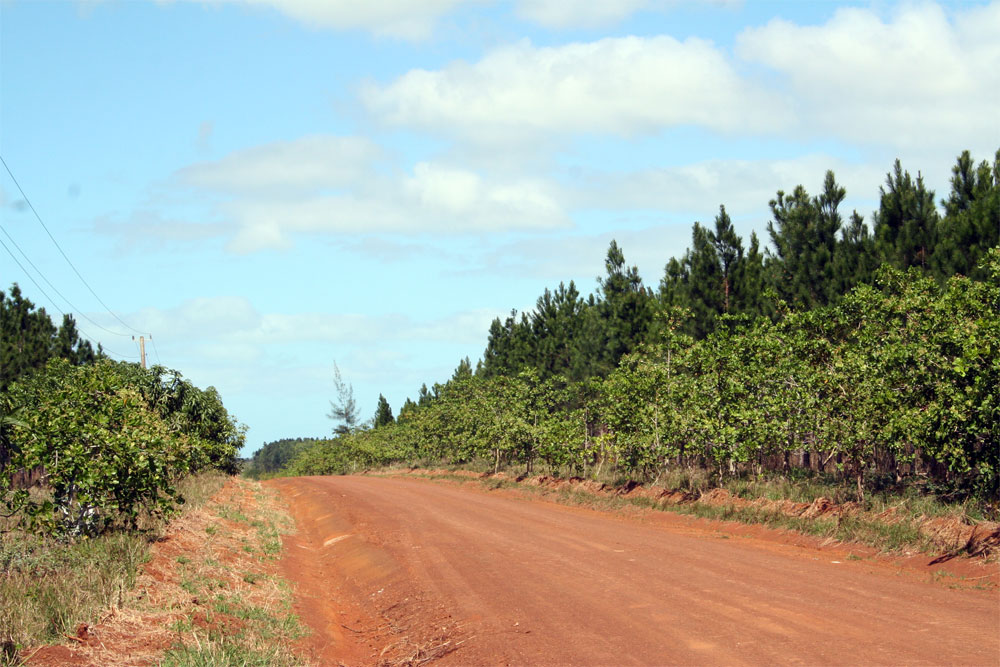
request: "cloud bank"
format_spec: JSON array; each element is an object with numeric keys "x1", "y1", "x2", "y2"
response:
[{"x1": 363, "y1": 3, "x2": 998, "y2": 153}]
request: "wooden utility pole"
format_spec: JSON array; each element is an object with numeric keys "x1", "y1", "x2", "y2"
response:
[{"x1": 133, "y1": 335, "x2": 146, "y2": 369}]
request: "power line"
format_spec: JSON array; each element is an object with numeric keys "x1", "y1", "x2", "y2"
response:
[
  {"x1": 0, "y1": 236, "x2": 138, "y2": 360},
  {"x1": 0, "y1": 221, "x2": 132, "y2": 337},
  {"x1": 1, "y1": 153, "x2": 146, "y2": 336},
  {"x1": 149, "y1": 334, "x2": 163, "y2": 367},
  {"x1": 0, "y1": 236, "x2": 63, "y2": 318}
]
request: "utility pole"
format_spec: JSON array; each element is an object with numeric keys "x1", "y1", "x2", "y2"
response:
[{"x1": 133, "y1": 335, "x2": 146, "y2": 369}]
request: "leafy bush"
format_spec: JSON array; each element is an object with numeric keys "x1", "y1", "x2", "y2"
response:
[{"x1": 0, "y1": 360, "x2": 243, "y2": 535}]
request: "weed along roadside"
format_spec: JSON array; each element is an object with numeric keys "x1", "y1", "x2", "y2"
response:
[{"x1": 8, "y1": 476, "x2": 306, "y2": 666}]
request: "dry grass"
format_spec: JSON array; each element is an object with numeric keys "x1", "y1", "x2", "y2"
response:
[
  {"x1": 0, "y1": 472, "x2": 229, "y2": 664},
  {"x1": 6, "y1": 475, "x2": 304, "y2": 666}
]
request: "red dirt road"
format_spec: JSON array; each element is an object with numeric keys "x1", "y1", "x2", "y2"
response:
[{"x1": 268, "y1": 475, "x2": 1000, "y2": 666}]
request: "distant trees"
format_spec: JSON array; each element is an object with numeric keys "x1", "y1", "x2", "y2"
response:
[
  {"x1": 662, "y1": 206, "x2": 767, "y2": 338},
  {"x1": 774, "y1": 175, "x2": 839, "y2": 307},
  {"x1": 244, "y1": 437, "x2": 318, "y2": 478},
  {"x1": 873, "y1": 160, "x2": 939, "y2": 271},
  {"x1": 934, "y1": 150, "x2": 1000, "y2": 281},
  {"x1": 481, "y1": 243, "x2": 654, "y2": 381}
]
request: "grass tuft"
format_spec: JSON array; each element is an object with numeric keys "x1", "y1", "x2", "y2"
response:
[{"x1": 0, "y1": 471, "x2": 228, "y2": 660}]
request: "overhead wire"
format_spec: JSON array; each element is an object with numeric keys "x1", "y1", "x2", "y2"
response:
[
  {"x1": 1, "y1": 153, "x2": 147, "y2": 336},
  {"x1": 0, "y1": 221, "x2": 132, "y2": 336},
  {"x1": 149, "y1": 334, "x2": 163, "y2": 367},
  {"x1": 0, "y1": 236, "x2": 138, "y2": 360}
]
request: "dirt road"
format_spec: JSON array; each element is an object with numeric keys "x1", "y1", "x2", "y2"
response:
[{"x1": 268, "y1": 475, "x2": 999, "y2": 666}]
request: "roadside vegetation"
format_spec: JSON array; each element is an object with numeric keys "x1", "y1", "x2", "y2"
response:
[
  {"x1": 3, "y1": 475, "x2": 302, "y2": 666},
  {"x1": 261, "y1": 149, "x2": 999, "y2": 555},
  {"x1": 1, "y1": 288, "x2": 259, "y2": 663},
  {"x1": 0, "y1": 472, "x2": 227, "y2": 663},
  {"x1": 154, "y1": 478, "x2": 302, "y2": 667}
]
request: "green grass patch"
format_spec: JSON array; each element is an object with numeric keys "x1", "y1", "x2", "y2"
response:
[
  {"x1": 160, "y1": 642, "x2": 294, "y2": 667},
  {"x1": 0, "y1": 471, "x2": 228, "y2": 661},
  {"x1": 158, "y1": 481, "x2": 304, "y2": 667}
]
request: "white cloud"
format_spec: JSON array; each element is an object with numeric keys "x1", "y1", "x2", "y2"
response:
[
  {"x1": 96, "y1": 135, "x2": 570, "y2": 251},
  {"x1": 93, "y1": 210, "x2": 230, "y2": 250},
  {"x1": 176, "y1": 135, "x2": 382, "y2": 194},
  {"x1": 219, "y1": 173, "x2": 565, "y2": 251},
  {"x1": 190, "y1": 0, "x2": 471, "y2": 40},
  {"x1": 124, "y1": 297, "x2": 500, "y2": 347},
  {"x1": 513, "y1": 0, "x2": 742, "y2": 29},
  {"x1": 183, "y1": 0, "x2": 738, "y2": 35},
  {"x1": 362, "y1": 3, "x2": 998, "y2": 153},
  {"x1": 515, "y1": 0, "x2": 651, "y2": 28},
  {"x1": 362, "y1": 36, "x2": 788, "y2": 142},
  {"x1": 226, "y1": 220, "x2": 294, "y2": 253},
  {"x1": 573, "y1": 155, "x2": 885, "y2": 218},
  {"x1": 736, "y1": 2, "x2": 1000, "y2": 152},
  {"x1": 130, "y1": 296, "x2": 262, "y2": 339},
  {"x1": 172, "y1": 136, "x2": 569, "y2": 250},
  {"x1": 403, "y1": 162, "x2": 564, "y2": 227}
]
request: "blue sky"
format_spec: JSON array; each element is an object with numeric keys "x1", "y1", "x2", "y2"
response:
[{"x1": 1, "y1": 0, "x2": 997, "y2": 454}]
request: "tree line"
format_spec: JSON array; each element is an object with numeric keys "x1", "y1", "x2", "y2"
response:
[
  {"x1": 481, "y1": 150, "x2": 999, "y2": 380},
  {"x1": 258, "y1": 149, "x2": 999, "y2": 504}
]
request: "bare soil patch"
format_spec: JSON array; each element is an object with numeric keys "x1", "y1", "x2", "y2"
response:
[
  {"x1": 269, "y1": 474, "x2": 999, "y2": 666},
  {"x1": 397, "y1": 468, "x2": 1000, "y2": 564},
  {"x1": 23, "y1": 478, "x2": 296, "y2": 666}
]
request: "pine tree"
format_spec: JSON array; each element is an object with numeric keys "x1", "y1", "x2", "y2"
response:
[
  {"x1": 417, "y1": 383, "x2": 434, "y2": 407},
  {"x1": 713, "y1": 205, "x2": 743, "y2": 314},
  {"x1": 1, "y1": 284, "x2": 57, "y2": 390},
  {"x1": 530, "y1": 281, "x2": 584, "y2": 379},
  {"x1": 658, "y1": 256, "x2": 689, "y2": 309},
  {"x1": 397, "y1": 397, "x2": 419, "y2": 423},
  {"x1": 766, "y1": 172, "x2": 844, "y2": 310},
  {"x1": 684, "y1": 222, "x2": 723, "y2": 338},
  {"x1": 452, "y1": 357, "x2": 473, "y2": 382},
  {"x1": 52, "y1": 314, "x2": 96, "y2": 365},
  {"x1": 733, "y1": 231, "x2": 766, "y2": 319},
  {"x1": 873, "y1": 160, "x2": 939, "y2": 271},
  {"x1": 373, "y1": 394, "x2": 394, "y2": 428},
  {"x1": 480, "y1": 310, "x2": 533, "y2": 377},
  {"x1": 595, "y1": 241, "x2": 653, "y2": 374},
  {"x1": 327, "y1": 362, "x2": 359, "y2": 435},
  {"x1": 933, "y1": 149, "x2": 1000, "y2": 281},
  {"x1": 833, "y1": 211, "x2": 878, "y2": 294},
  {"x1": 570, "y1": 294, "x2": 605, "y2": 381}
]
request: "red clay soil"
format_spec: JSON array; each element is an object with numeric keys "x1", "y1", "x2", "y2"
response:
[
  {"x1": 23, "y1": 479, "x2": 278, "y2": 667},
  {"x1": 267, "y1": 475, "x2": 1000, "y2": 666},
  {"x1": 408, "y1": 469, "x2": 1000, "y2": 558}
]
